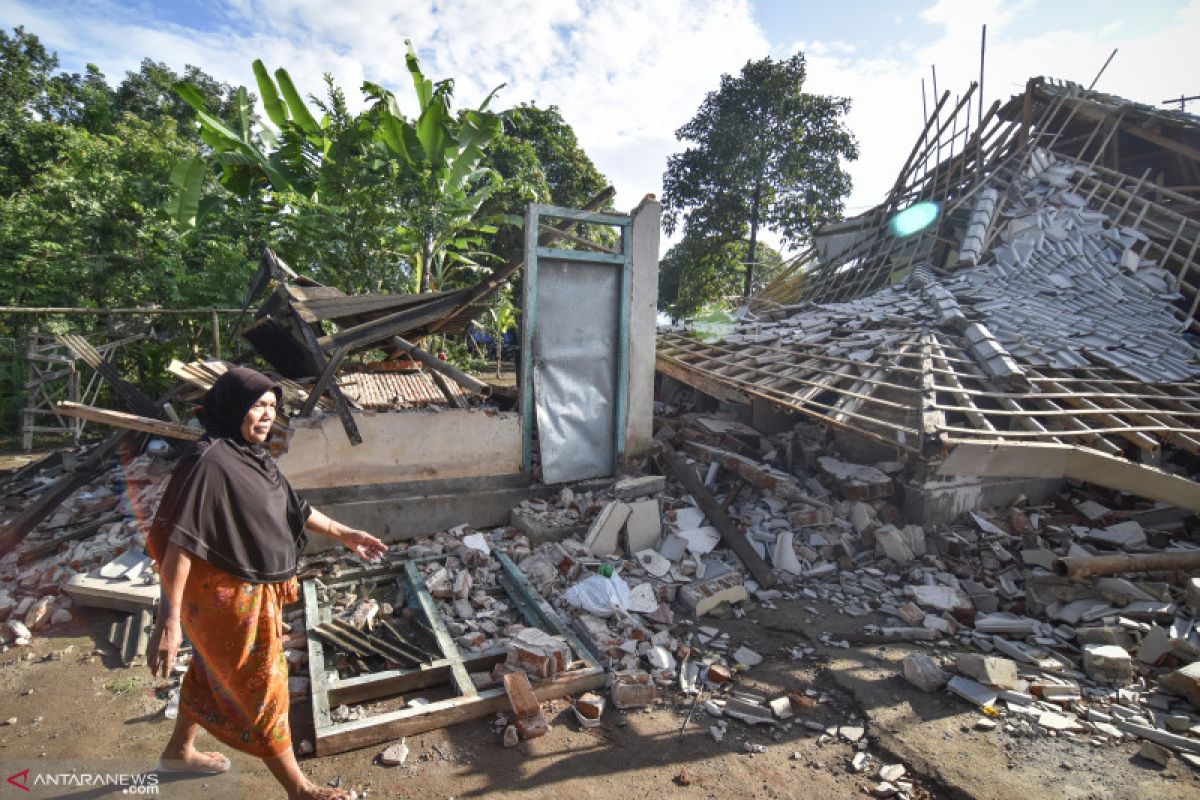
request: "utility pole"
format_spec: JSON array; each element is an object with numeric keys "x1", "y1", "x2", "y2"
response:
[{"x1": 1162, "y1": 94, "x2": 1200, "y2": 112}]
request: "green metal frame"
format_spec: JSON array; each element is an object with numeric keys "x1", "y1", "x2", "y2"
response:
[
  {"x1": 521, "y1": 202, "x2": 633, "y2": 477},
  {"x1": 303, "y1": 552, "x2": 603, "y2": 754}
]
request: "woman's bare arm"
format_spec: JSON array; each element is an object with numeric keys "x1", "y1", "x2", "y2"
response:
[
  {"x1": 305, "y1": 508, "x2": 388, "y2": 562},
  {"x1": 147, "y1": 541, "x2": 191, "y2": 678}
]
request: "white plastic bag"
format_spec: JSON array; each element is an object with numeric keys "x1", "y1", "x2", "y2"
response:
[{"x1": 563, "y1": 573, "x2": 631, "y2": 618}]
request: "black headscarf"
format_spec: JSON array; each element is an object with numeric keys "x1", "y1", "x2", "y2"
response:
[
  {"x1": 147, "y1": 367, "x2": 309, "y2": 583},
  {"x1": 196, "y1": 366, "x2": 283, "y2": 441}
]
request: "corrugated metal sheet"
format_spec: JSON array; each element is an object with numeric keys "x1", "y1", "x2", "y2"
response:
[{"x1": 337, "y1": 370, "x2": 467, "y2": 410}]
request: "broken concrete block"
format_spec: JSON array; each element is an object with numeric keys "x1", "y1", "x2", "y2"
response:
[
  {"x1": 462, "y1": 532, "x2": 491, "y2": 557},
  {"x1": 1037, "y1": 710, "x2": 1083, "y2": 732},
  {"x1": 677, "y1": 526, "x2": 720, "y2": 556},
  {"x1": 733, "y1": 645, "x2": 763, "y2": 667},
  {"x1": 905, "y1": 585, "x2": 973, "y2": 613},
  {"x1": 875, "y1": 526, "x2": 915, "y2": 563},
  {"x1": 23, "y1": 596, "x2": 54, "y2": 630},
  {"x1": 1136, "y1": 626, "x2": 1172, "y2": 666},
  {"x1": 817, "y1": 457, "x2": 893, "y2": 500},
  {"x1": 902, "y1": 654, "x2": 949, "y2": 692},
  {"x1": 614, "y1": 474, "x2": 665, "y2": 500},
  {"x1": 583, "y1": 501, "x2": 631, "y2": 556},
  {"x1": 849, "y1": 502, "x2": 876, "y2": 535},
  {"x1": 955, "y1": 654, "x2": 1020, "y2": 689},
  {"x1": 378, "y1": 738, "x2": 409, "y2": 766},
  {"x1": 947, "y1": 675, "x2": 998, "y2": 709},
  {"x1": 503, "y1": 671, "x2": 548, "y2": 739},
  {"x1": 973, "y1": 613, "x2": 1039, "y2": 635},
  {"x1": 769, "y1": 696, "x2": 794, "y2": 719},
  {"x1": 657, "y1": 533, "x2": 688, "y2": 562},
  {"x1": 679, "y1": 570, "x2": 747, "y2": 616},
  {"x1": 1086, "y1": 520, "x2": 1146, "y2": 549},
  {"x1": 1083, "y1": 644, "x2": 1133, "y2": 685},
  {"x1": 502, "y1": 724, "x2": 519, "y2": 747},
  {"x1": 506, "y1": 628, "x2": 570, "y2": 679},
  {"x1": 900, "y1": 524, "x2": 926, "y2": 557},
  {"x1": 634, "y1": 548, "x2": 671, "y2": 577},
  {"x1": 627, "y1": 582, "x2": 659, "y2": 614},
  {"x1": 1138, "y1": 741, "x2": 1171, "y2": 767},
  {"x1": 896, "y1": 603, "x2": 925, "y2": 625},
  {"x1": 1161, "y1": 662, "x2": 1200, "y2": 711},
  {"x1": 724, "y1": 697, "x2": 776, "y2": 726},
  {"x1": 788, "y1": 505, "x2": 834, "y2": 527},
  {"x1": 609, "y1": 669, "x2": 656, "y2": 709},
  {"x1": 510, "y1": 507, "x2": 588, "y2": 545},
  {"x1": 623, "y1": 498, "x2": 662, "y2": 553},
  {"x1": 668, "y1": 506, "x2": 706, "y2": 530}
]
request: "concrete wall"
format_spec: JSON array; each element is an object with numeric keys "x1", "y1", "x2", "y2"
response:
[
  {"x1": 277, "y1": 409, "x2": 523, "y2": 491},
  {"x1": 624, "y1": 196, "x2": 662, "y2": 465}
]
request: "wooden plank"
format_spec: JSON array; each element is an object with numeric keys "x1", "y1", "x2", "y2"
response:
[
  {"x1": 315, "y1": 666, "x2": 605, "y2": 755},
  {"x1": 55, "y1": 402, "x2": 201, "y2": 441},
  {"x1": 655, "y1": 354, "x2": 750, "y2": 405},
  {"x1": 303, "y1": 580, "x2": 333, "y2": 733},
  {"x1": 657, "y1": 443, "x2": 776, "y2": 588},
  {"x1": 296, "y1": 321, "x2": 362, "y2": 446},
  {"x1": 403, "y1": 560, "x2": 476, "y2": 698}
]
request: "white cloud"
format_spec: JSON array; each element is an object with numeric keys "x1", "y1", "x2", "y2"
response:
[
  {"x1": 0, "y1": 0, "x2": 767, "y2": 217},
  {"x1": 2, "y1": 0, "x2": 1196, "y2": 261}
]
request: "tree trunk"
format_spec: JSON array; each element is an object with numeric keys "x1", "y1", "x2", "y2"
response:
[{"x1": 742, "y1": 180, "x2": 762, "y2": 301}]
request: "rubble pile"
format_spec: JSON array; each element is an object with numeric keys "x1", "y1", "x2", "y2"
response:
[
  {"x1": 0, "y1": 447, "x2": 172, "y2": 644},
  {"x1": 496, "y1": 403, "x2": 1200, "y2": 767}
]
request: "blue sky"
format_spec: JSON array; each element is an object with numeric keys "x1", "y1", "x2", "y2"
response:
[{"x1": 4, "y1": 0, "x2": 1198, "y2": 252}]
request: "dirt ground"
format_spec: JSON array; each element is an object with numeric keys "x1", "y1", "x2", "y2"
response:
[{"x1": 0, "y1": 595, "x2": 1195, "y2": 800}]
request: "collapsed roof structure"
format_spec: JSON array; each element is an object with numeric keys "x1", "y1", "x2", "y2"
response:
[{"x1": 657, "y1": 77, "x2": 1200, "y2": 513}]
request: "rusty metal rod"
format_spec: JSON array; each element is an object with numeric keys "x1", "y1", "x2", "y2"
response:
[{"x1": 1053, "y1": 551, "x2": 1200, "y2": 579}]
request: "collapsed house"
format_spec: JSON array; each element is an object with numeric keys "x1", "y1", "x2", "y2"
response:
[{"x1": 658, "y1": 76, "x2": 1200, "y2": 520}]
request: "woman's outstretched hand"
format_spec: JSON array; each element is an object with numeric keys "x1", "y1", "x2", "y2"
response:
[{"x1": 341, "y1": 529, "x2": 388, "y2": 563}]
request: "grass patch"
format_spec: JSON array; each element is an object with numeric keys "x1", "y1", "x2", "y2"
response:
[{"x1": 105, "y1": 675, "x2": 143, "y2": 694}]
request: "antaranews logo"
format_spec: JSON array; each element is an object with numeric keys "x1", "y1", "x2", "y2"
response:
[
  {"x1": 5, "y1": 768, "x2": 159, "y2": 795},
  {"x1": 5, "y1": 770, "x2": 28, "y2": 792}
]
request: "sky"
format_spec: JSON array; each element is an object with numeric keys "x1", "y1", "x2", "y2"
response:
[{"x1": 3, "y1": 0, "x2": 1199, "y2": 255}]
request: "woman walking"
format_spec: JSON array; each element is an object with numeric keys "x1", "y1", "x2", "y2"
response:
[{"x1": 146, "y1": 367, "x2": 388, "y2": 799}]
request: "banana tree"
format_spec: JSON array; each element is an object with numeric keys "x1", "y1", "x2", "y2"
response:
[
  {"x1": 363, "y1": 40, "x2": 508, "y2": 291},
  {"x1": 166, "y1": 62, "x2": 332, "y2": 228}
]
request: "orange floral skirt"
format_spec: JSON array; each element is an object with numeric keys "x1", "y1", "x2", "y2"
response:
[{"x1": 177, "y1": 557, "x2": 299, "y2": 758}]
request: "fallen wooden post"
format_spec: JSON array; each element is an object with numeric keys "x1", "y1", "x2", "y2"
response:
[
  {"x1": 55, "y1": 402, "x2": 201, "y2": 441},
  {"x1": 682, "y1": 440, "x2": 831, "y2": 509},
  {"x1": 1053, "y1": 551, "x2": 1200, "y2": 579},
  {"x1": 655, "y1": 442, "x2": 777, "y2": 588},
  {"x1": 389, "y1": 335, "x2": 491, "y2": 397}
]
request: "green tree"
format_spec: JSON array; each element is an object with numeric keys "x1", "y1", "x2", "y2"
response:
[
  {"x1": 658, "y1": 234, "x2": 784, "y2": 320},
  {"x1": 662, "y1": 52, "x2": 857, "y2": 301},
  {"x1": 482, "y1": 103, "x2": 610, "y2": 264},
  {"x1": 171, "y1": 42, "x2": 511, "y2": 294}
]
